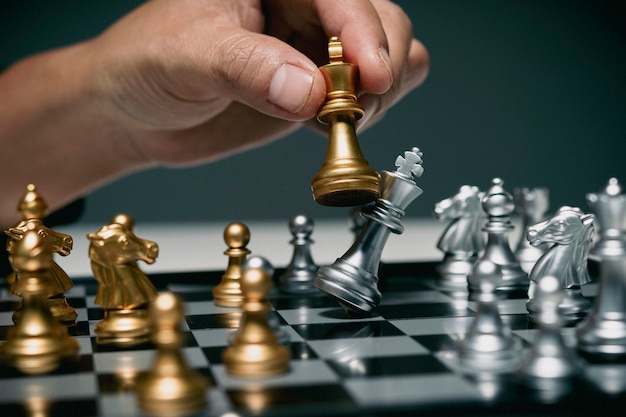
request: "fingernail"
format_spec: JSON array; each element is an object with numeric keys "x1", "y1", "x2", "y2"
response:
[
  {"x1": 268, "y1": 64, "x2": 314, "y2": 114},
  {"x1": 378, "y1": 47, "x2": 393, "y2": 88}
]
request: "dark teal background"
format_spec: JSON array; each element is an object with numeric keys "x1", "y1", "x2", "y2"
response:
[{"x1": 2, "y1": 1, "x2": 625, "y2": 224}]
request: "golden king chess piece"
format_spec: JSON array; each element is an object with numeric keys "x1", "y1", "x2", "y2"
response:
[
  {"x1": 212, "y1": 222, "x2": 251, "y2": 308},
  {"x1": 311, "y1": 36, "x2": 381, "y2": 207},
  {"x1": 137, "y1": 292, "x2": 208, "y2": 417},
  {"x1": 0, "y1": 223, "x2": 79, "y2": 374},
  {"x1": 6, "y1": 184, "x2": 77, "y2": 324},
  {"x1": 222, "y1": 263, "x2": 290, "y2": 377}
]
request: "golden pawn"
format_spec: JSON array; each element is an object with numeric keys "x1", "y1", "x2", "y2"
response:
[
  {"x1": 222, "y1": 263, "x2": 290, "y2": 377},
  {"x1": 0, "y1": 223, "x2": 79, "y2": 374},
  {"x1": 137, "y1": 292, "x2": 208, "y2": 417},
  {"x1": 212, "y1": 222, "x2": 251, "y2": 307},
  {"x1": 311, "y1": 36, "x2": 380, "y2": 207}
]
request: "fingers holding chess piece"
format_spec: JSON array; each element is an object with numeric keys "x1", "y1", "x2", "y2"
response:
[
  {"x1": 311, "y1": 37, "x2": 380, "y2": 207},
  {"x1": 137, "y1": 292, "x2": 208, "y2": 417},
  {"x1": 0, "y1": 222, "x2": 79, "y2": 374},
  {"x1": 213, "y1": 222, "x2": 251, "y2": 307},
  {"x1": 88, "y1": 214, "x2": 159, "y2": 346},
  {"x1": 223, "y1": 259, "x2": 290, "y2": 377},
  {"x1": 6, "y1": 184, "x2": 77, "y2": 324}
]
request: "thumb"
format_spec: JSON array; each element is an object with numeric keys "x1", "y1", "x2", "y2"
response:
[{"x1": 209, "y1": 30, "x2": 326, "y2": 121}]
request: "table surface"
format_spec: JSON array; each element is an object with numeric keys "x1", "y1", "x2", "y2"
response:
[{"x1": 54, "y1": 217, "x2": 491, "y2": 278}]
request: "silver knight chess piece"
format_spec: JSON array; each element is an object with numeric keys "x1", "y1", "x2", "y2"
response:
[
  {"x1": 514, "y1": 187, "x2": 551, "y2": 274},
  {"x1": 586, "y1": 177, "x2": 626, "y2": 258},
  {"x1": 526, "y1": 206, "x2": 595, "y2": 324},
  {"x1": 471, "y1": 178, "x2": 527, "y2": 294},
  {"x1": 433, "y1": 185, "x2": 485, "y2": 291},
  {"x1": 315, "y1": 147, "x2": 425, "y2": 315}
]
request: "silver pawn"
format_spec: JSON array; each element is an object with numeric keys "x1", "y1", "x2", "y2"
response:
[
  {"x1": 458, "y1": 259, "x2": 522, "y2": 371},
  {"x1": 278, "y1": 215, "x2": 319, "y2": 294},
  {"x1": 471, "y1": 178, "x2": 528, "y2": 293},
  {"x1": 576, "y1": 250, "x2": 626, "y2": 360},
  {"x1": 315, "y1": 147, "x2": 425, "y2": 315},
  {"x1": 586, "y1": 177, "x2": 626, "y2": 258},
  {"x1": 516, "y1": 275, "x2": 581, "y2": 394},
  {"x1": 514, "y1": 187, "x2": 551, "y2": 274}
]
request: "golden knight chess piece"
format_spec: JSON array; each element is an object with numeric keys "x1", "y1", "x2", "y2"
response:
[
  {"x1": 0, "y1": 222, "x2": 79, "y2": 374},
  {"x1": 137, "y1": 292, "x2": 208, "y2": 417},
  {"x1": 6, "y1": 184, "x2": 77, "y2": 324},
  {"x1": 311, "y1": 36, "x2": 381, "y2": 207},
  {"x1": 222, "y1": 262, "x2": 290, "y2": 377},
  {"x1": 88, "y1": 214, "x2": 159, "y2": 347},
  {"x1": 212, "y1": 222, "x2": 251, "y2": 308}
]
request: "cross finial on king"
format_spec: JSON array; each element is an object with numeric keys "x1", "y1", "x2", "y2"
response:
[{"x1": 394, "y1": 147, "x2": 424, "y2": 181}]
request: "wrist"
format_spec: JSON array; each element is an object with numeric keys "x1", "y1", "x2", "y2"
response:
[{"x1": 0, "y1": 41, "x2": 153, "y2": 227}]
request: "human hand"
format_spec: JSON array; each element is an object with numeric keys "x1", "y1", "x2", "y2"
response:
[{"x1": 88, "y1": 0, "x2": 429, "y2": 166}]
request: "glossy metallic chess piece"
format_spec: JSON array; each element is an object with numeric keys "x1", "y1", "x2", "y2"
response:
[
  {"x1": 311, "y1": 37, "x2": 380, "y2": 207},
  {"x1": 6, "y1": 184, "x2": 77, "y2": 324},
  {"x1": 458, "y1": 260, "x2": 522, "y2": 370},
  {"x1": 88, "y1": 214, "x2": 159, "y2": 346},
  {"x1": 471, "y1": 178, "x2": 527, "y2": 293},
  {"x1": 586, "y1": 177, "x2": 626, "y2": 258},
  {"x1": 0, "y1": 222, "x2": 79, "y2": 374},
  {"x1": 223, "y1": 260, "x2": 290, "y2": 377},
  {"x1": 526, "y1": 206, "x2": 594, "y2": 324},
  {"x1": 278, "y1": 214, "x2": 319, "y2": 294},
  {"x1": 433, "y1": 185, "x2": 485, "y2": 291},
  {"x1": 315, "y1": 147, "x2": 425, "y2": 315},
  {"x1": 213, "y1": 222, "x2": 251, "y2": 307},
  {"x1": 516, "y1": 275, "x2": 582, "y2": 397},
  {"x1": 514, "y1": 187, "x2": 551, "y2": 273},
  {"x1": 576, "y1": 248, "x2": 626, "y2": 360},
  {"x1": 137, "y1": 292, "x2": 208, "y2": 416}
]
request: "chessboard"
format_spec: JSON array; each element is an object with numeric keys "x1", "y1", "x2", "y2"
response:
[{"x1": 1, "y1": 260, "x2": 625, "y2": 417}]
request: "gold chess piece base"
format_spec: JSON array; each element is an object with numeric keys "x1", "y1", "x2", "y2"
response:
[
  {"x1": 12, "y1": 295, "x2": 78, "y2": 325},
  {"x1": 137, "y1": 293, "x2": 208, "y2": 416},
  {"x1": 48, "y1": 296, "x2": 78, "y2": 323},
  {"x1": 94, "y1": 308, "x2": 151, "y2": 347},
  {"x1": 212, "y1": 280, "x2": 245, "y2": 308},
  {"x1": 223, "y1": 262, "x2": 291, "y2": 378},
  {"x1": 0, "y1": 297, "x2": 79, "y2": 374},
  {"x1": 223, "y1": 344, "x2": 290, "y2": 378},
  {"x1": 137, "y1": 350, "x2": 208, "y2": 417}
]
